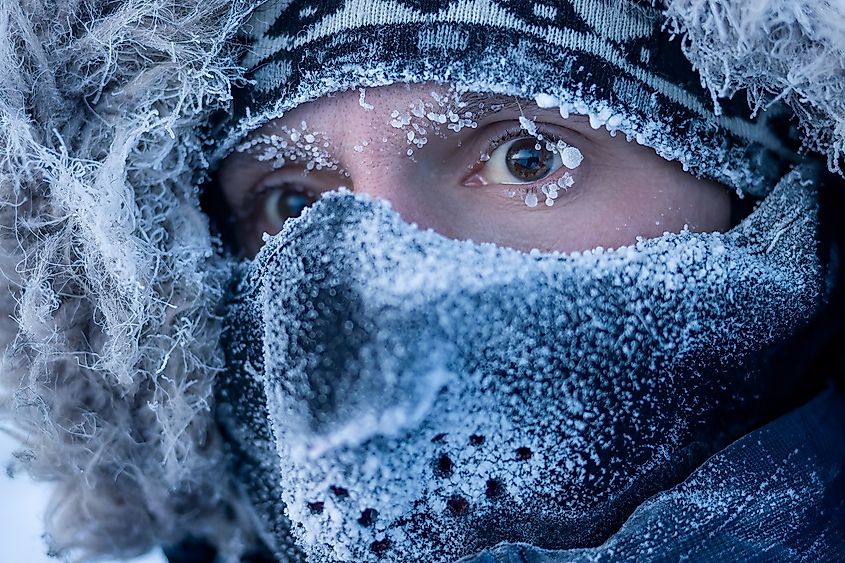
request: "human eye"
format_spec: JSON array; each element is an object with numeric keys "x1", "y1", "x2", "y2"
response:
[
  {"x1": 463, "y1": 123, "x2": 584, "y2": 208},
  {"x1": 239, "y1": 170, "x2": 344, "y2": 249},
  {"x1": 257, "y1": 181, "x2": 320, "y2": 228},
  {"x1": 233, "y1": 125, "x2": 350, "y2": 247}
]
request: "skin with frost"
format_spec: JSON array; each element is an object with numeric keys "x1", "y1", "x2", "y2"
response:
[{"x1": 219, "y1": 83, "x2": 732, "y2": 257}]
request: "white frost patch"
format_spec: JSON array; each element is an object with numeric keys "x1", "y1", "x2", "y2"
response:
[
  {"x1": 534, "y1": 93, "x2": 559, "y2": 109},
  {"x1": 561, "y1": 145, "x2": 584, "y2": 169},
  {"x1": 293, "y1": 368, "x2": 453, "y2": 461},
  {"x1": 358, "y1": 88, "x2": 375, "y2": 111}
]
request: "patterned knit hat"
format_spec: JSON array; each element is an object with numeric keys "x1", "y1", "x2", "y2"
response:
[{"x1": 212, "y1": 0, "x2": 799, "y2": 196}]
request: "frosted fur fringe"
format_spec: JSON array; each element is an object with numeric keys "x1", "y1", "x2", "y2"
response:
[
  {"x1": 0, "y1": 0, "x2": 843, "y2": 561},
  {"x1": 0, "y1": 0, "x2": 257, "y2": 560},
  {"x1": 662, "y1": 0, "x2": 845, "y2": 175}
]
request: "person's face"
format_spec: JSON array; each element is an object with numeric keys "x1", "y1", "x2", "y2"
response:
[{"x1": 219, "y1": 83, "x2": 732, "y2": 257}]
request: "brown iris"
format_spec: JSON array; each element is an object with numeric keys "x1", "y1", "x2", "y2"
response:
[{"x1": 505, "y1": 138, "x2": 555, "y2": 182}]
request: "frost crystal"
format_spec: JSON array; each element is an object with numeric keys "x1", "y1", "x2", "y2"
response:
[
  {"x1": 560, "y1": 145, "x2": 584, "y2": 169},
  {"x1": 236, "y1": 124, "x2": 342, "y2": 174},
  {"x1": 518, "y1": 115, "x2": 539, "y2": 137},
  {"x1": 358, "y1": 88, "x2": 375, "y2": 111},
  {"x1": 534, "y1": 93, "x2": 559, "y2": 109}
]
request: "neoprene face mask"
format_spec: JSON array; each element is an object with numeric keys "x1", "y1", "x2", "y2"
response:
[{"x1": 217, "y1": 165, "x2": 827, "y2": 562}]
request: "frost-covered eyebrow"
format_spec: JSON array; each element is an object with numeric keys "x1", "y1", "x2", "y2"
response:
[
  {"x1": 455, "y1": 92, "x2": 525, "y2": 117},
  {"x1": 456, "y1": 92, "x2": 585, "y2": 125}
]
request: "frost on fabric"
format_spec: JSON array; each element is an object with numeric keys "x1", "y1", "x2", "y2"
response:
[
  {"x1": 459, "y1": 389, "x2": 845, "y2": 562},
  {"x1": 0, "y1": 0, "x2": 260, "y2": 560},
  {"x1": 222, "y1": 167, "x2": 826, "y2": 562},
  {"x1": 662, "y1": 0, "x2": 845, "y2": 177}
]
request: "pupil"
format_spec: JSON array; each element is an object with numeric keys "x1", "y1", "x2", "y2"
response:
[{"x1": 506, "y1": 138, "x2": 553, "y2": 181}]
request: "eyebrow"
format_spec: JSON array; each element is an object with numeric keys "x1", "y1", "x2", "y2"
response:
[
  {"x1": 456, "y1": 92, "x2": 525, "y2": 117},
  {"x1": 454, "y1": 91, "x2": 587, "y2": 125}
]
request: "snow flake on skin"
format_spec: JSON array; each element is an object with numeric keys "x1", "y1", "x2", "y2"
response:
[
  {"x1": 358, "y1": 88, "x2": 374, "y2": 111},
  {"x1": 236, "y1": 121, "x2": 347, "y2": 175}
]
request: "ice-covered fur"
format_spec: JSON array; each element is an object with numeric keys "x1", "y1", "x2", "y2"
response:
[
  {"x1": 0, "y1": 0, "x2": 257, "y2": 560},
  {"x1": 0, "y1": 0, "x2": 842, "y2": 561},
  {"x1": 662, "y1": 0, "x2": 845, "y2": 175}
]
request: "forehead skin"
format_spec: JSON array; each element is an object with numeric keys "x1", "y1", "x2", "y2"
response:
[{"x1": 219, "y1": 83, "x2": 732, "y2": 257}]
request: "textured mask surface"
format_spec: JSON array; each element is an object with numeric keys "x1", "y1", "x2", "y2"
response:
[{"x1": 219, "y1": 167, "x2": 824, "y2": 562}]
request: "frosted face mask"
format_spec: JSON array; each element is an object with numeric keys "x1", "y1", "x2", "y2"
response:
[{"x1": 217, "y1": 167, "x2": 826, "y2": 562}]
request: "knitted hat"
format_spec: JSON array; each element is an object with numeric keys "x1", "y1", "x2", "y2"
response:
[{"x1": 212, "y1": 0, "x2": 799, "y2": 196}]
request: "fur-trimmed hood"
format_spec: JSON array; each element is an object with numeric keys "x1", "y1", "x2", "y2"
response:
[{"x1": 0, "y1": 0, "x2": 842, "y2": 560}]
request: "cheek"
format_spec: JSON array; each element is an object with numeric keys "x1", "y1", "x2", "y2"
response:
[
  {"x1": 517, "y1": 169, "x2": 733, "y2": 253},
  {"x1": 585, "y1": 169, "x2": 733, "y2": 245}
]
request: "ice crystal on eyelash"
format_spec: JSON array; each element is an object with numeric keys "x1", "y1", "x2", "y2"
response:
[
  {"x1": 519, "y1": 116, "x2": 539, "y2": 137},
  {"x1": 561, "y1": 146, "x2": 584, "y2": 170},
  {"x1": 517, "y1": 116, "x2": 584, "y2": 172},
  {"x1": 524, "y1": 190, "x2": 539, "y2": 208},
  {"x1": 558, "y1": 173, "x2": 575, "y2": 189}
]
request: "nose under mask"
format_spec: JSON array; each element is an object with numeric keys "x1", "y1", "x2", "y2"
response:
[{"x1": 218, "y1": 167, "x2": 826, "y2": 562}]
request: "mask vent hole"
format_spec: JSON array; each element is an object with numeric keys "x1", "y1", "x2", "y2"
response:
[
  {"x1": 307, "y1": 501, "x2": 324, "y2": 514},
  {"x1": 358, "y1": 508, "x2": 378, "y2": 527},
  {"x1": 370, "y1": 539, "x2": 391, "y2": 555},
  {"x1": 516, "y1": 446, "x2": 533, "y2": 461},
  {"x1": 447, "y1": 495, "x2": 469, "y2": 515},
  {"x1": 434, "y1": 453, "x2": 454, "y2": 477},
  {"x1": 330, "y1": 486, "x2": 349, "y2": 498},
  {"x1": 485, "y1": 479, "x2": 504, "y2": 499}
]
